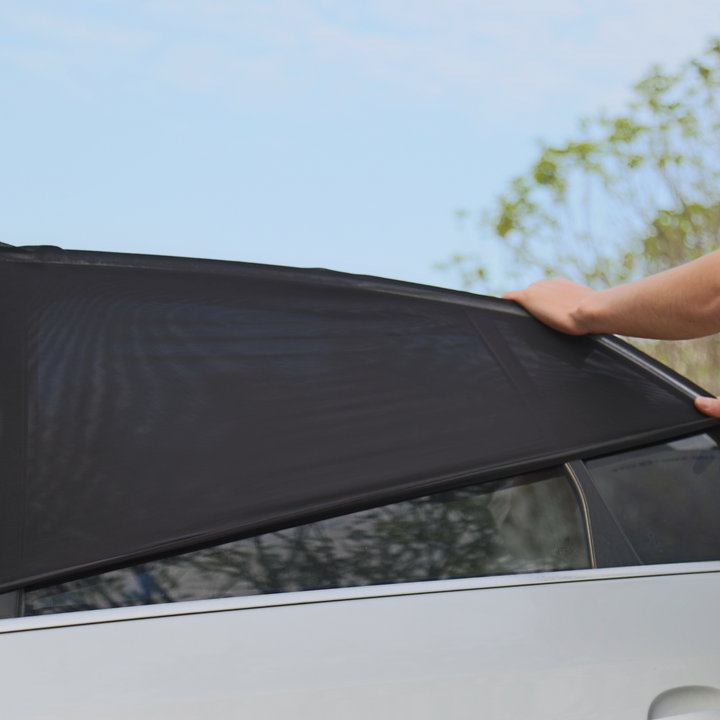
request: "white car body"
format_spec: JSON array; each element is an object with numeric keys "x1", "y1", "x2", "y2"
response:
[{"x1": 2, "y1": 565, "x2": 720, "y2": 719}]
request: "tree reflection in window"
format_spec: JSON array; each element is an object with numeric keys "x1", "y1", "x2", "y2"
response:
[{"x1": 23, "y1": 468, "x2": 588, "y2": 615}]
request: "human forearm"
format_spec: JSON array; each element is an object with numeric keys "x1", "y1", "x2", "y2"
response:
[
  {"x1": 573, "y1": 250, "x2": 720, "y2": 339},
  {"x1": 503, "y1": 249, "x2": 720, "y2": 340}
]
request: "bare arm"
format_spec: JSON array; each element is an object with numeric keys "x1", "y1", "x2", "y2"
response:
[{"x1": 501, "y1": 249, "x2": 720, "y2": 416}]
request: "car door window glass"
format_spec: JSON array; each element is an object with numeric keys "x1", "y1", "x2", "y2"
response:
[
  {"x1": 586, "y1": 431, "x2": 720, "y2": 565},
  {"x1": 23, "y1": 467, "x2": 589, "y2": 616}
]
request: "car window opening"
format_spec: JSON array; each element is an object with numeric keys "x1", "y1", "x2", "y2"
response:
[{"x1": 23, "y1": 467, "x2": 589, "y2": 616}]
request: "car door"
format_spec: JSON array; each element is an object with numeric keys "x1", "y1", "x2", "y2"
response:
[{"x1": 1, "y1": 438, "x2": 720, "y2": 719}]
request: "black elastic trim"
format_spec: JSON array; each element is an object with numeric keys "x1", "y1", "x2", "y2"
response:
[
  {"x1": 0, "y1": 245, "x2": 528, "y2": 316},
  {"x1": 595, "y1": 334, "x2": 714, "y2": 398}
]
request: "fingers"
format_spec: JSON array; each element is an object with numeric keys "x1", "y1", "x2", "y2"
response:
[
  {"x1": 695, "y1": 396, "x2": 720, "y2": 417},
  {"x1": 500, "y1": 278, "x2": 594, "y2": 335}
]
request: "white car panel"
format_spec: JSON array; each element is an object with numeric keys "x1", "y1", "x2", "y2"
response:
[{"x1": 1, "y1": 566, "x2": 719, "y2": 719}]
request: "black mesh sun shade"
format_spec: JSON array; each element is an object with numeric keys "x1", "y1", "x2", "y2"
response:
[{"x1": 0, "y1": 246, "x2": 715, "y2": 591}]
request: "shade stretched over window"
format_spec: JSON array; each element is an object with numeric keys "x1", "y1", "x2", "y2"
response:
[{"x1": 0, "y1": 246, "x2": 714, "y2": 591}]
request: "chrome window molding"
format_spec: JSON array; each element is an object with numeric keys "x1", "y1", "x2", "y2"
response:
[
  {"x1": 3, "y1": 560, "x2": 720, "y2": 635},
  {"x1": 563, "y1": 462, "x2": 596, "y2": 568},
  {"x1": 565, "y1": 460, "x2": 643, "y2": 568}
]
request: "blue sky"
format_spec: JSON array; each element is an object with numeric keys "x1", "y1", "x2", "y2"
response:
[{"x1": 2, "y1": 1, "x2": 720, "y2": 291}]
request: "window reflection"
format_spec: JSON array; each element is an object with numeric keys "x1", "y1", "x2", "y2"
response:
[
  {"x1": 587, "y1": 431, "x2": 720, "y2": 565},
  {"x1": 24, "y1": 468, "x2": 588, "y2": 615}
]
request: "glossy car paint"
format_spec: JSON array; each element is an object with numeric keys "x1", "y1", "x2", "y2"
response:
[{"x1": 0, "y1": 563, "x2": 718, "y2": 719}]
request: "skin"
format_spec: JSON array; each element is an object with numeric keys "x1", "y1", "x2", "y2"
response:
[{"x1": 502, "y1": 249, "x2": 720, "y2": 418}]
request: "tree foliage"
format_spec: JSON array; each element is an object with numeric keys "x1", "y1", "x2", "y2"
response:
[{"x1": 449, "y1": 38, "x2": 720, "y2": 393}]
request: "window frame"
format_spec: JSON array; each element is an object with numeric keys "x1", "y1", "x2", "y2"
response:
[{"x1": 10, "y1": 429, "x2": 720, "y2": 622}]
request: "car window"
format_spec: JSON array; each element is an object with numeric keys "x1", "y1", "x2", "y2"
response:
[
  {"x1": 23, "y1": 467, "x2": 589, "y2": 616},
  {"x1": 586, "y1": 431, "x2": 720, "y2": 565}
]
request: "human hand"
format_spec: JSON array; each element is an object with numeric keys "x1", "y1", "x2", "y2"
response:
[
  {"x1": 502, "y1": 278, "x2": 596, "y2": 335},
  {"x1": 695, "y1": 396, "x2": 720, "y2": 418}
]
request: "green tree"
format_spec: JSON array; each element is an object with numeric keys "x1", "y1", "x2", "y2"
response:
[{"x1": 447, "y1": 38, "x2": 720, "y2": 393}]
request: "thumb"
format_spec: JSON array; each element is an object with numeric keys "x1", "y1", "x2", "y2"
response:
[{"x1": 695, "y1": 396, "x2": 720, "y2": 418}]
